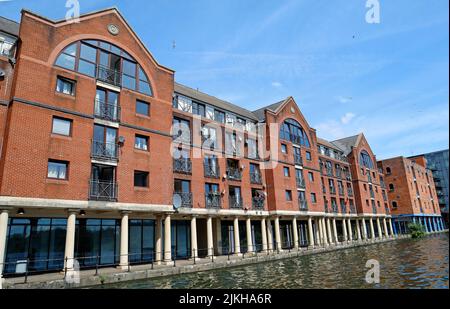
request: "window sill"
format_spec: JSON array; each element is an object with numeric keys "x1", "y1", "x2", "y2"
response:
[
  {"x1": 46, "y1": 179, "x2": 69, "y2": 185},
  {"x1": 55, "y1": 92, "x2": 76, "y2": 100},
  {"x1": 134, "y1": 186, "x2": 149, "y2": 192},
  {"x1": 133, "y1": 148, "x2": 150, "y2": 155},
  {"x1": 136, "y1": 113, "x2": 151, "y2": 120},
  {"x1": 51, "y1": 133, "x2": 72, "y2": 141}
]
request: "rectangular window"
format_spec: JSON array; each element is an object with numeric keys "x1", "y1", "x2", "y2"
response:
[
  {"x1": 134, "y1": 171, "x2": 149, "y2": 187},
  {"x1": 52, "y1": 117, "x2": 72, "y2": 136},
  {"x1": 134, "y1": 135, "x2": 149, "y2": 151},
  {"x1": 285, "y1": 190, "x2": 293, "y2": 201},
  {"x1": 214, "y1": 110, "x2": 225, "y2": 123},
  {"x1": 56, "y1": 77, "x2": 75, "y2": 95},
  {"x1": 281, "y1": 144, "x2": 287, "y2": 154},
  {"x1": 192, "y1": 102, "x2": 205, "y2": 117},
  {"x1": 47, "y1": 160, "x2": 68, "y2": 180},
  {"x1": 136, "y1": 100, "x2": 150, "y2": 116},
  {"x1": 305, "y1": 151, "x2": 312, "y2": 161},
  {"x1": 308, "y1": 172, "x2": 314, "y2": 182},
  {"x1": 283, "y1": 166, "x2": 290, "y2": 177},
  {"x1": 310, "y1": 193, "x2": 317, "y2": 203}
]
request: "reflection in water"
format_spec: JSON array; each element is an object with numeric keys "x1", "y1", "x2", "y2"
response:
[{"x1": 101, "y1": 233, "x2": 449, "y2": 289}]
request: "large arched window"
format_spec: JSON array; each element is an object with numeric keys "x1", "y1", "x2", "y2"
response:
[
  {"x1": 359, "y1": 150, "x2": 374, "y2": 169},
  {"x1": 279, "y1": 118, "x2": 310, "y2": 147},
  {"x1": 55, "y1": 40, "x2": 152, "y2": 96}
]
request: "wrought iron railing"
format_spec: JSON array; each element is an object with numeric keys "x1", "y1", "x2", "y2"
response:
[
  {"x1": 173, "y1": 158, "x2": 192, "y2": 174},
  {"x1": 329, "y1": 187, "x2": 336, "y2": 195},
  {"x1": 368, "y1": 174, "x2": 373, "y2": 183},
  {"x1": 204, "y1": 163, "x2": 220, "y2": 178},
  {"x1": 338, "y1": 187, "x2": 344, "y2": 195},
  {"x1": 370, "y1": 190, "x2": 375, "y2": 199},
  {"x1": 226, "y1": 166, "x2": 242, "y2": 181},
  {"x1": 347, "y1": 188, "x2": 354, "y2": 196},
  {"x1": 89, "y1": 180, "x2": 118, "y2": 201},
  {"x1": 294, "y1": 154, "x2": 303, "y2": 166},
  {"x1": 345, "y1": 173, "x2": 352, "y2": 181},
  {"x1": 372, "y1": 205, "x2": 377, "y2": 214},
  {"x1": 250, "y1": 172, "x2": 263, "y2": 185},
  {"x1": 335, "y1": 171, "x2": 342, "y2": 179},
  {"x1": 322, "y1": 185, "x2": 326, "y2": 194},
  {"x1": 326, "y1": 168, "x2": 333, "y2": 177},
  {"x1": 205, "y1": 193, "x2": 221, "y2": 208},
  {"x1": 91, "y1": 140, "x2": 119, "y2": 161},
  {"x1": 252, "y1": 196, "x2": 265, "y2": 210},
  {"x1": 299, "y1": 199, "x2": 308, "y2": 211},
  {"x1": 332, "y1": 204, "x2": 339, "y2": 213},
  {"x1": 296, "y1": 177, "x2": 306, "y2": 189},
  {"x1": 174, "y1": 192, "x2": 192, "y2": 208},
  {"x1": 350, "y1": 205, "x2": 357, "y2": 214},
  {"x1": 341, "y1": 204, "x2": 347, "y2": 213},
  {"x1": 94, "y1": 99, "x2": 120, "y2": 122},
  {"x1": 97, "y1": 65, "x2": 121, "y2": 87},
  {"x1": 229, "y1": 196, "x2": 244, "y2": 209}
]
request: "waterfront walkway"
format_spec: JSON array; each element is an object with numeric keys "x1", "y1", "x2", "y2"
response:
[{"x1": 3, "y1": 233, "x2": 438, "y2": 289}]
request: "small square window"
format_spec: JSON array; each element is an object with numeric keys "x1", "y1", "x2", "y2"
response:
[
  {"x1": 310, "y1": 193, "x2": 317, "y2": 203},
  {"x1": 305, "y1": 151, "x2": 312, "y2": 161},
  {"x1": 135, "y1": 135, "x2": 149, "y2": 151},
  {"x1": 52, "y1": 117, "x2": 72, "y2": 136},
  {"x1": 285, "y1": 190, "x2": 292, "y2": 201},
  {"x1": 134, "y1": 171, "x2": 149, "y2": 187},
  {"x1": 56, "y1": 77, "x2": 75, "y2": 96},
  {"x1": 283, "y1": 167, "x2": 290, "y2": 177},
  {"x1": 47, "y1": 160, "x2": 68, "y2": 180},
  {"x1": 281, "y1": 144, "x2": 287, "y2": 154},
  {"x1": 136, "y1": 100, "x2": 150, "y2": 116}
]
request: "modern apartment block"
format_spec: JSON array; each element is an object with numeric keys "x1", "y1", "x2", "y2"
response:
[
  {"x1": 0, "y1": 8, "x2": 442, "y2": 278},
  {"x1": 377, "y1": 156, "x2": 444, "y2": 234},
  {"x1": 409, "y1": 150, "x2": 449, "y2": 227}
]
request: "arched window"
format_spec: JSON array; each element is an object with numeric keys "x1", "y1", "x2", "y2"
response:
[
  {"x1": 386, "y1": 167, "x2": 391, "y2": 175},
  {"x1": 55, "y1": 40, "x2": 152, "y2": 96},
  {"x1": 389, "y1": 184, "x2": 394, "y2": 191},
  {"x1": 279, "y1": 118, "x2": 310, "y2": 147},
  {"x1": 359, "y1": 150, "x2": 374, "y2": 169}
]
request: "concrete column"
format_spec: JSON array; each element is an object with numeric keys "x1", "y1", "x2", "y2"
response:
[
  {"x1": 191, "y1": 216, "x2": 198, "y2": 259},
  {"x1": 433, "y1": 218, "x2": 438, "y2": 231},
  {"x1": 326, "y1": 218, "x2": 333, "y2": 244},
  {"x1": 267, "y1": 219, "x2": 274, "y2": 252},
  {"x1": 64, "y1": 210, "x2": 77, "y2": 271},
  {"x1": 428, "y1": 218, "x2": 433, "y2": 232},
  {"x1": 0, "y1": 210, "x2": 10, "y2": 276},
  {"x1": 246, "y1": 217, "x2": 254, "y2": 253},
  {"x1": 383, "y1": 218, "x2": 389, "y2": 237},
  {"x1": 423, "y1": 217, "x2": 429, "y2": 232},
  {"x1": 292, "y1": 217, "x2": 299, "y2": 249},
  {"x1": 342, "y1": 218, "x2": 348, "y2": 242},
  {"x1": 317, "y1": 218, "x2": 324, "y2": 245},
  {"x1": 155, "y1": 216, "x2": 162, "y2": 264},
  {"x1": 376, "y1": 218, "x2": 382, "y2": 239},
  {"x1": 215, "y1": 218, "x2": 222, "y2": 255},
  {"x1": 370, "y1": 218, "x2": 375, "y2": 240},
  {"x1": 207, "y1": 216, "x2": 214, "y2": 257},
  {"x1": 389, "y1": 218, "x2": 394, "y2": 237},
  {"x1": 361, "y1": 218, "x2": 368, "y2": 239},
  {"x1": 274, "y1": 217, "x2": 282, "y2": 252},
  {"x1": 119, "y1": 212, "x2": 129, "y2": 269},
  {"x1": 347, "y1": 219, "x2": 353, "y2": 242},
  {"x1": 332, "y1": 218, "x2": 338, "y2": 243},
  {"x1": 164, "y1": 214, "x2": 172, "y2": 263},
  {"x1": 261, "y1": 218, "x2": 268, "y2": 252},
  {"x1": 356, "y1": 219, "x2": 362, "y2": 241},
  {"x1": 233, "y1": 217, "x2": 241, "y2": 254},
  {"x1": 307, "y1": 217, "x2": 315, "y2": 247}
]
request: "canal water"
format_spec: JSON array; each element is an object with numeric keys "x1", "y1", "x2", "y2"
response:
[{"x1": 102, "y1": 233, "x2": 449, "y2": 289}]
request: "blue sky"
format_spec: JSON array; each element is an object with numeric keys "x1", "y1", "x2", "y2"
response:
[{"x1": 1, "y1": 0, "x2": 448, "y2": 159}]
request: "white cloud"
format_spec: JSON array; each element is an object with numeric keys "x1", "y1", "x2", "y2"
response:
[
  {"x1": 341, "y1": 112, "x2": 356, "y2": 124},
  {"x1": 271, "y1": 81, "x2": 283, "y2": 88},
  {"x1": 336, "y1": 96, "x2": 353, "y2": 104}
]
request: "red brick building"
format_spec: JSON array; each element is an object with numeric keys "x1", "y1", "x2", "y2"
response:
[
  {"x1": 0, "y1": 8, "x2": 417, "y2": 277},
  {"x1": 378, "y1": 156, "x2": 443, "y2": 234}
]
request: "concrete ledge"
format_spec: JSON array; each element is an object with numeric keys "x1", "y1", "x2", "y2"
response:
[{"x1": 2, "y1": 231, "x2": 447, "y2": 289}]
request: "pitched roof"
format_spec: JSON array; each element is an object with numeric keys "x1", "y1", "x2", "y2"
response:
[
  {"x1": 331, "y1": 133, "x2": 362, "y2": 155},
  {"x1": 317, "y1": 137, "x2": 344, "y2": 152},
  {"x1": 0, "y1": 16, "x2": 20, "y2": 37},
  {"x1": 174, "y1": 82, "x2": 259, "y2": 121},
  {"x1": 251, "y1": 98, "x2": 289, "y2": 121}
]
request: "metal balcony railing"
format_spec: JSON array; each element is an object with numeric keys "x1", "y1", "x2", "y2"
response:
[
  {"x1": 294, "y1": 154, "x2": 303, "y2": 166},
  {"x1": 94, "y1": 99, "x2": 120, "y2": 122},
  {"x1": 324, "y1": 204, "x2": 329, "y2": 213},
  {"x1": 299, "y1": 199, "x2": 308, "y2": 211},
  {"x1": 341, "y1": 204, "x2": 347, "y2": 214},
  {"x1": 173, "y1": 158, "x2": 192, "y2": 175},
  {"x1": 204, "y1": 163, "x2": 220, "y2": 178},
  {"x1": 205, "y1": 193, "x2": 221, "y2": 208},
  {"x1": 335, "y1": 171, "x2": 342, "y2": 179},
  {"x1": 296, "y1": 178, "x2": 306, "y2": 189},
  {"x1": 382, "y1": 193, "x2": 387, "y2": 202},
  {"x1": 345, "y1": 174, "x2": 352, "y2": 181},
  {"x1": 91, "y1": 140, "x2": 119, "y2": 161},
  {"x1": 326, "y1": 168, "x2": 333, "y2": 177},
  {"x1": 322, "y1": 185, "x2": 326, "y2": 194},
  {"x1": 226, "y1": 166, "x2": 242, "y2": 181},
  {"x1": 252, "y1": 196, "x2": 265, "y2": 210},
  {"x1": 97, "y1": 65, "x2": 121, "y2": 87},
  {"x1": 89, "y1": 180, "x2": 118, "y2": 201},
  {"x1": 350, "y1": 205, "x2": 357, "y2": 214},
  {"x1": 229, "y1": 196, "x2": 243, "y2": 209},
  {"x1": 385, "y1": 207, "x2": 390, "y2": 214},
  {"x1": 372, "y1": 205, "x2": 377, "y2": 214},
  {"x1": 368, "y1": 174, "x2": 373, "y2": 183},
  {"x1": 380, "y1": 181, "x2": 386, "y2": 189},
  {"x1": 174, "y1": 192, "x2": 192, "y2": 208},
  {"x1": 329, "y1": 187, "x2": 336, "y2": 195},
  {"x1": 370, "y1": 190, "x2": 375, "y2": 199},
  {"x1": 338, "y1": 187, "x2": 344, "y2": 195},
  {"x1": 250, "y1": 172, "x2": 263, "y2": 185},
  {"x1": 347, "y1": 188, "x2": 354, "y2": 196},
  {"x1": 332, "y1": 204, "x2": 339, "y2": 213}
]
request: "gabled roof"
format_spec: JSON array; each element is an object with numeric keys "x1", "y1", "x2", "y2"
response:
[
  {"x1": 317, "y1": 137, "x2": 344, "y2": 153},
  {"x1": 331, "y1": 133, "x2": 363, "y2": 156},
  {"x1": 174, "y1": 82, "x2": 259, "y2": 121},
  {"x1": 252, "y1": 98, "x2": 290, "y2": 121},
  {"x1": 0, "y1": 16, "x2": 20, "y2": 37}
]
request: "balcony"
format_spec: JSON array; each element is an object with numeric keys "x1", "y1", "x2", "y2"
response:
[
  {"x1": 173, "y1": 192, "x2": 192, "y2": 208},
  {"x1": 382, "y1": 193, "x2": 387, "y2": 202},
  {"x1": 204, "y1": 163, "x2": 220, "y2": 179},
  {"x1": 173, "y1": 158, "x2": 192, "y2": 175},
  {"x1": 338, "y1": 187, "x2": 344, "y2": 196},
  {"x1": 324, "y1": 204, "x2": 329, "y2": 213},
  {"x1": 368, "y1": 174, "x2": 373, "y2": 183},
  {"x1": 345, "y1": 174, "x2": 352, "y2": 181},
  {"x1": 372, "y1": 205, "x2": 377, "y2": 214},
  {"x1": 226, "y1": 166, "x2": 242, "y2": 181},
  {"x1": 299, "y1": 199, "x2": 308, "y2": 211},
  {"x1": 229, "y1": 196, "x2": 243, "y2": 209},
  {"x1": 380, "y1": 181, "x2": 386, "y2": 189},
  {"x1": 91, "y1": 140, "x2": 119, "y2": 161},
  {"x1": 97, "y1": 65, "x2": 121, "y2": 87},
  {"x1": 350, "y1": 205, "x2": 357, "y2": 214},
  {"x1": 329, "y1": 187, "x2": 336, "y2": 195},
  {"x1": 89, "y1": 180, "x2": 118, "y2": 201},
  {"x1": 385, "y1": 206, "x2": 390, "y2": 214},
  {"x1": 326, "y1": 168, "x2": 333, "y2": 177},
  {"x1": 205, "y1": 193, "x2": 221, "y2": 208},
  {"x1": 296, "y1": 177, "x2": 306, "y2": 189},
  {"x1": 294, "y1": 154, "x2": 303, "y2": 166},
  {"x1": 250, "y1": 172, "x2": 263, "y2": 185},
  {"x1": 370, "y1": 190, "x2": 375, "y2": 199},
  {"x1": 252, "y1": 196, "x2": 265, "y2": 210},
  {"x1": 341, "y1": 204, "x2": 347, "y2": 213},
  {"x1": 94, "y1": 99, "x2": 120, "y2": 122},
  {"x1": 332, "y1": 204, "x2": 339, "y2": 213},
  {"x1": 335, "y1": 171, "x2": 342, "y2": 179},
  {"x1": 347, "y1": 188, "x2": 354, "y2": 197},
  {"x1": 322, "y1": 185, "x2": 326, "y2": 194}
]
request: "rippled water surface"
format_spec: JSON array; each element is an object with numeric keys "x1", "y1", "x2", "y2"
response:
[{"x1": 103, "y1": 233, "x2": 449, "y2": 289}]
